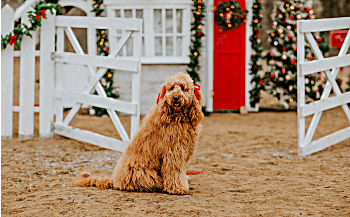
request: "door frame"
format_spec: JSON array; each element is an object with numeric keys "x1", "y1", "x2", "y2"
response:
[{"x1": 205, "y1": 0, "x2": 258, "y2": 112}]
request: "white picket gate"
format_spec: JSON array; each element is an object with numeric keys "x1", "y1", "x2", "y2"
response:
[
  {"x1": 297, "y1": 17, "x2": 350, "y2": 156},
  {"x1": 50, "y1": 15, "x2": 143, "y2": 152},
  {"x1": 1, "y1": 1, "x2": 95, "y2": 139}
]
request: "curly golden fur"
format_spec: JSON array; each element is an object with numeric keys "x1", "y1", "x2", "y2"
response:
[{"x1": 74, "y1": 73, "x2": 204, "y2": 194}]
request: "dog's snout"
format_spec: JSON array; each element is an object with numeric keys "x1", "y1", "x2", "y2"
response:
[{"x1": 173, "y1": 96, "x2": 179, "y2": 101}]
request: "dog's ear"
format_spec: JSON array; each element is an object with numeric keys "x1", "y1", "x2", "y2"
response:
[
  {"x1": 189, "y1": 85, "x2": 204, "y2": 127},
  {"x1": 156, "y1": 84, "x2": 167, "y2": 105}
]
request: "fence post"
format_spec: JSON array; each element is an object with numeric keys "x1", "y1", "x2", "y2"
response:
[
  {"x1": 19, "y1": 6, "x2": 37, "y2": 139},
  {"x1": 39, "y1": 10, "x2": 56, "y2": 138},
  {"x1": 1, "y1": 5, "x2": 14, "y2": 139}
]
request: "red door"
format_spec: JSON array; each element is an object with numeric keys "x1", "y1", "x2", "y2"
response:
[{"x1": 213, "y1": 0, "x2": 246, "y2": 110}]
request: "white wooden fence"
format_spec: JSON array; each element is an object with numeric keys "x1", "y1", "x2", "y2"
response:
[
  {"x1": 297, "y1": 17, "x2": 350, "y2": 156},
  {"x1": 1, "y1": 1, "x2": 95, "y2": 139}
]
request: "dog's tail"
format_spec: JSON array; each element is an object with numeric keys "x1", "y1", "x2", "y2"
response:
[{"x1": 74, "y1": 172, "x2": 113, "y2": 190}]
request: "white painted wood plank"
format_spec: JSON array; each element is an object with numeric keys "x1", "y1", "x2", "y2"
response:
[
  {"x1": 19, "y1": 6, "x2": 36, "y2": 139},
  {"x1": 141, "y1": 56, "x2": 190, "y2": 64},
  {"x1": 300, "y1": 92, "x2": 350, "y2": 117},
  {"x1": 55, "y1": 89, "x2": 137, "y2": 114},
  {"x1": 130, "y1": 29, "x2": 142, "y2": 138},
  {"x1": 56, "y1": 16, "x2": 142, "y2": 31},
  {"x1": 1, "y1": 5, "x2": 14, "y2": 139},
  {"x1": 107, "y1": 7, "x2": 118, "y2": 55},
  {"x1": 297, "y1": 20, "x2": 306, "y2": 149},
  {"x1": 39, "y1": 10, "x2": 56, "y2": 138},
  {"x1": 206, "y1": 0, "x2": 214, "y2": 112},
  {"x1": 300, "y1": 17, "x2": 350, "y2": 33},
  {"x1": 13, "y1": 50, "x2": 40, "y2": 57},
  {"x1": 55, "y1": 27, "x2": 65, "y2": 122},
  {"x1": 53, "y1": 52, "x2": 139, "y2": 72},
  {"x1": 301, "y1": 54, "x2": 350, "y2": 76},
  {"x1": 300, "y1": 126, "x2": 350, "y2": 156},
  {"x1": 162, "y1": 8, "x2": 166, "y2": 56},
  {"x1": 54, "y1": 123, "x2": 128, "y2": 152},
  {"x1": 13, "y1": 106, "x2": 40, "y2": 113}
]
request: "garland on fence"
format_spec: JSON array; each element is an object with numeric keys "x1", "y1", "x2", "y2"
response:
[
  {"x1": 91, "y1": 0, "x2": 120, "y2": 116},
  {"x1": 187, "y1": 0, "x2": 205, "y2": 83},
  {"x1": 248, "y1": 0, "x2": 263, "y2": 108},
  {"x1": 1, "y1": 3, "x2": 57, "y2": 49},
  {"x1": 214, "y1": 0, "x2": 247, "y2": 31}
]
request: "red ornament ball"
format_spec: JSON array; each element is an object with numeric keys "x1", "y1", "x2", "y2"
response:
[
  {"x1": 287, "y1": 34, "x2": 292, "y2": 39},
  {"x1": 283, "y1": 47, "x2": 287, "y2": 51},
  {"x1": 270, "y1": 73, "x2": 275, "y2": 78},
  {"x1": 308, "y1": 56, "x2": 313, "y2": 61},
  {"x1": 290, "y1": 14, "x2": 294, "y2": 19},
  {"x1": 251, "y1": 54, "x2": 256, "y2": 57},
  {"x1": 293, "y1": 47, "x2": 297, "y2": 51},
  {"x1": 317, "y1": 37, "x2": 322, "y2": 42},
  {"x1": 306, "y1": 7, "x2": 311, "y2": 12},
  {"x1": 259, "y1": 80, "x2": 264, "y2": 85},
  {"x1": 291, "y1": 59, "x2": 296, "y2": 65},
  {"x1": 296, "y1": 5, "x2": 301, "y2": 10},
  {"x1": 197, "y1": 31, "x2": 202, "y2": 37},
  {"x1": 270, "y1": 53, "x2": 274, "y2": 57}
]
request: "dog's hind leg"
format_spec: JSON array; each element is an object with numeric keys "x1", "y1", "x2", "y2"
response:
[{"x1": 113, "y1": 167, "x2": 163, "y2": 192}]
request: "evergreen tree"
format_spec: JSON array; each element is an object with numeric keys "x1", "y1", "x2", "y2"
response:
[{"x1": 264, "y1": 0, "x2": 330, "y2": 107}]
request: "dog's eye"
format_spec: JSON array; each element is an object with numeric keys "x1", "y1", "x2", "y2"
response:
[
  {"x1": 180, "y1": 85, "x2": 185, "y2": 91},
  {"x1": 170, "y1": 86, "x2": 174, "y2": 91}
]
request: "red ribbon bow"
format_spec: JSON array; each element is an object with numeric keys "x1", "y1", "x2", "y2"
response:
[
  {"x1": 194, "y1": 84, "x2": 200, "y2": 100},
  {"x1": 9, "y1": 35, "x2": 17, "y2": 46},
  {"x1": 35, "y1": 9, "x2": 46, "y2": 21},
  {"x1": 156, "y1": 87, "x2": 166, "y2": 105}
]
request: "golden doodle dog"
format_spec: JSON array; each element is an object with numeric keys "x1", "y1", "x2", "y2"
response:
[{"x1": 75, "y1": 72, "x2": 204, "y2": 194}]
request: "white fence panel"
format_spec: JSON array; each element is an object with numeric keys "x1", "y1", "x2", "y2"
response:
[
  {"x1": 39, "y1": 10, "x2": 56, "y2": 138},
  {"x1": 19, "y1": 7, "x2": 36, "y2": 139},
  {"x1": 297, "y1": 17, "x2": 350, "y2": 156},
  {"x1": 1, "y1": 5, "x2": 14, "y2": 139}
]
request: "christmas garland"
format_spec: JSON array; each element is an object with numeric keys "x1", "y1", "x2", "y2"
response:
[
  {"x1": 1, "y1": 3, "x2": 57, "y2": 49},
  {"x1": 248, "y1": 0, "x2": 263, "y2": 108},
  {"x1": 187, "y1": 0, "x2": 205, "y2": 83},
  {"x1": 214, "y1": 0, "x2": 247, "y2": 31},
  {"x1": 91, "y1": 0, "x2": 119, "y2": 116}
]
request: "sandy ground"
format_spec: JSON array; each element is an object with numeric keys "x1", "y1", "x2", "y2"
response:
[{"x1": 2, "y1": 106, "x2": 350, "y2": 216}]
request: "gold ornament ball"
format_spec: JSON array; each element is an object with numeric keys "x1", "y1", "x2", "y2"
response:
[
  {"x1": 231, "y1": 5, "x2": 235, "y2": 9},
  {"x1": 278, "y1": 29, "x2": 283, "y2": 34},
  {"x1": 297, "y1": 15, "x2": 302, "y2": 20},
  {"x1": 228, "y1": 24, "x2": 232, "y2": 28},
  {"x1": 282, "y1": 55, "x2": 287, "y2": 60},
  {"x1": 290, "y1": 6, "x2": 295, "y2": 10},
  {"x1": 272, "y1": 25, "x2": 277, "y2": 29},
  {"x1": 220, "y1": 13, "x2": 223, "y2": 17},
  {"x1": 194, "y1": 52, "x2": 198, "y2": 56},
  {"x1": 226, "y1": 8, "x2": 230, "y2": 11},
  {"x1": 257, "y1": 39, "x2": 261, "y2": 43},
  {"x1": 289, "y1": 98, "x2": 293, "y2": 103},
  {"x1": 286, "y1": 75, "x2": 291, "y2": 80}
]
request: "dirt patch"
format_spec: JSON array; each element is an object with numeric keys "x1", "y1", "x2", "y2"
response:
[{"x1": 2, "y1": 107, "x2": 350, "y2": 216}]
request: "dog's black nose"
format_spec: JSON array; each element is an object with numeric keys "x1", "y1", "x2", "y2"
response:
[{"x1": 173, "y1": 96, "x2": 179, "y2": 101}]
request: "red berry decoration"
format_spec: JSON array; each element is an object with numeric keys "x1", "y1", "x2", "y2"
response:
[
  {"x1": 306, "y1": 7, "x2": 311, "y2": 12},
  {"x1": 308, "y1": 56, "x2": 313, "y2": 61},
  {"x1": 317, "y1": 37, "x2": 322, "y2": 42},
  {"x1": 287, "y1": 34, "x2": 292, "y2": 39},
  {"x1": 291, "y1": 59, "x2": 296, "y2": 65},
  {"x1": 283, "y1": 47, "x2": 287, "y2": 51},
  {"x1": 251, "y1": 54, "x2": 255, "y2": 57},
  {"x1": 270, "y1": 73, "x2": 275, "y2": 78},
  {"x1": 270, "y1": 53, "x2": 274, "y2": 57},
  {"x1": 293, "y1": 47, "x2": 297, "y2": 51},
  {"x1": 259, "y1": 80, "x2": 264, "y2": 85},
  {"x1": 197, "y1": 31, "x2": 202, "y2": 37},
  {"x1": 290, "y1": 14, "x2": 294, "y2": 19},
  {"x1": 296, "y1": 5, "x2": 301, "y2": 10}
]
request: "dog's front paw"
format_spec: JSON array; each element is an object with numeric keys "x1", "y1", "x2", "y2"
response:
[{"x1": 165, "y1": 186, "x2": 189, "y2": 195}]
